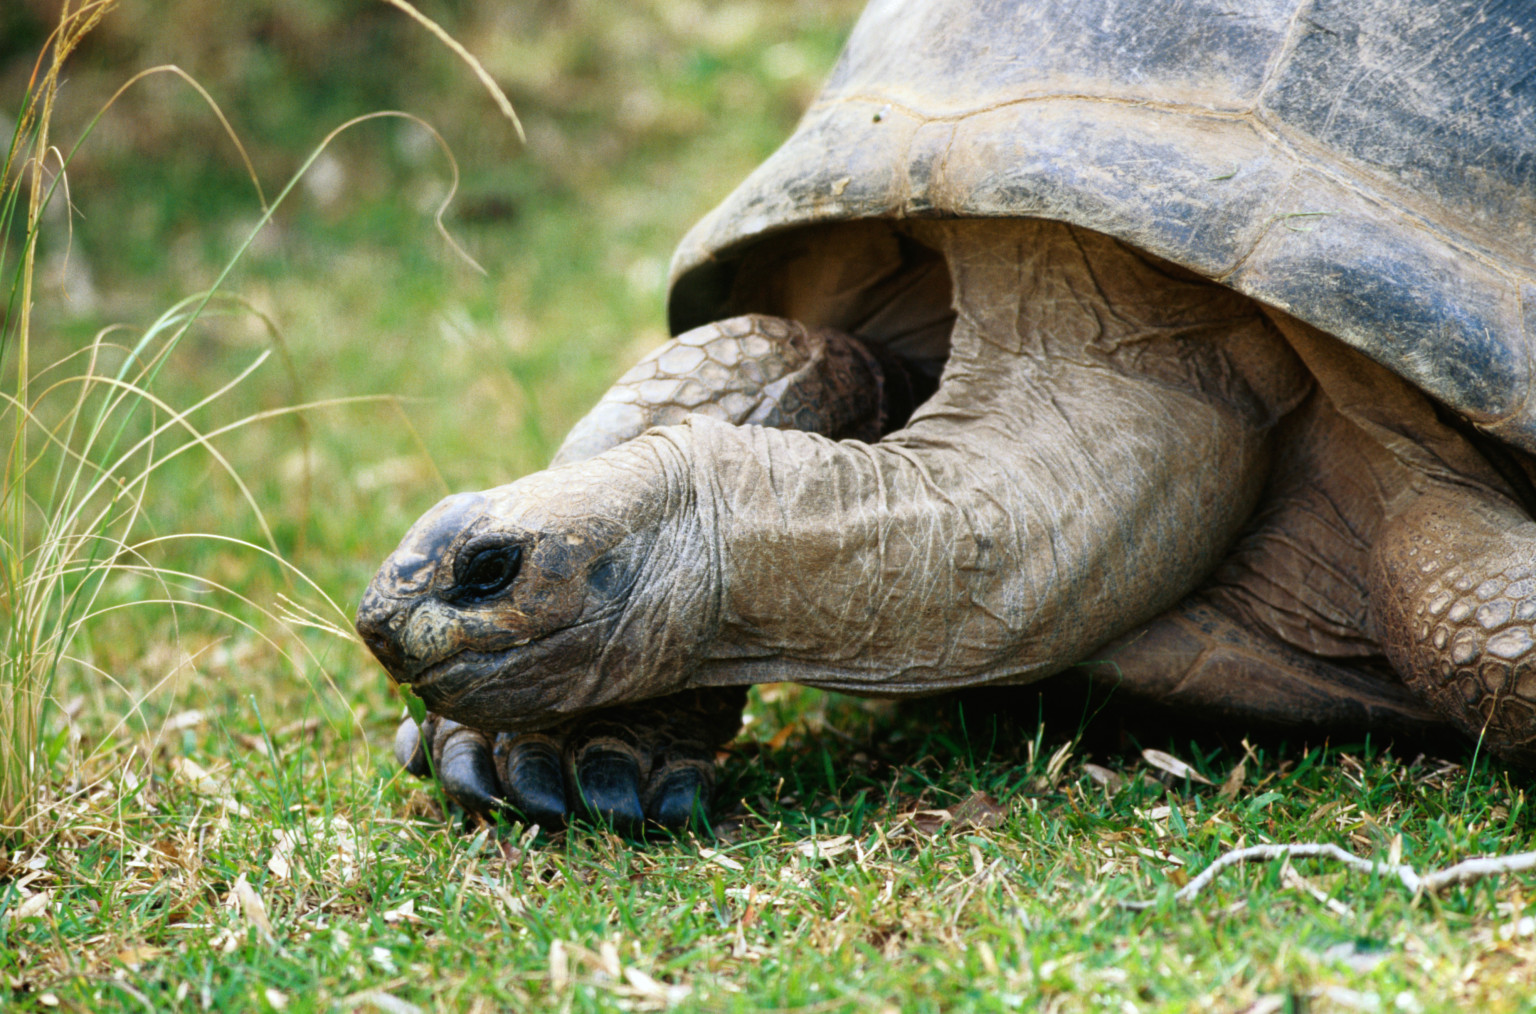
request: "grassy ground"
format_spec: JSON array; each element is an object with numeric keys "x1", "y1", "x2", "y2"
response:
[{"x1": 4, "y1": 2, "x2": 1536, "y2": 1011}]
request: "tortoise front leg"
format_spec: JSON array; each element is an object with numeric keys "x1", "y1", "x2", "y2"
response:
[
  {"x1": 551, "y1": 313, "x2": 918, "y2": 464},
  {"x1": 1371, "y1": 487, "x2": 1536, "y2": 761},
  {"x1": 392, "y1": 315, "x2": 900, "y2": 830}
]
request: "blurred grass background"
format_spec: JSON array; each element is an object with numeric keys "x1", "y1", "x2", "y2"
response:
[
  {"x1": 6, "y1": 4, "x2": 1536, "y2": 1011},
  {"x1": 1, "y1": 0, "x2": 862, "y2": 741}
]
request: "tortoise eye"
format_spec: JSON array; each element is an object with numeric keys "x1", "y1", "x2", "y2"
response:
[{"x1": 455, "y1": 544, "x2": 522, "y2": 601}]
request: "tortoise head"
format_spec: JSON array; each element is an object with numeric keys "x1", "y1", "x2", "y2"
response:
[{"x1": 354, "y1": 437, "x2": 715, "y2": 730}]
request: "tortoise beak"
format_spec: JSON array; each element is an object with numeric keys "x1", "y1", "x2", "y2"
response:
[
  {"x1": 355, "y1": 588, "x2": 408, "y2": 682},
  {"x1": 354, "y1": 491, "x2": 496, "y2": 683}
]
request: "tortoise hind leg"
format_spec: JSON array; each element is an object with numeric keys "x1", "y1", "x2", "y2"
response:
[
  {"x1": 1081, "y1": 383, "x2": 1445, "y2": 746},
  {"x1": 1088, "y1": 596, "x2": 1443, "y2": 741},
  {"x1": 1370, "y1": 488, "x2": 1536, "y2": 762}
]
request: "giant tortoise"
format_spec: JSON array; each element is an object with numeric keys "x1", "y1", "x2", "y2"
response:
[{"x1": 355, "y1": 0, "x2": 1536, "y2": 833}]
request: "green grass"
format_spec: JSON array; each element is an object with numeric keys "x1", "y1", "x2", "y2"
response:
[
  {"x1": 6, "y1": 691, "x2": 1536, "y2": 1011},
  {"x1": 3, "y1": 2, "x2": 1536, "y2": 1011}
]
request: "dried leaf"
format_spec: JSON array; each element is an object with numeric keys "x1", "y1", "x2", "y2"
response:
[
  {"x1": 3, "y1": 890, "x2": 51, "y2": 923},
  {"x1": 269, "y1": 816, "x2": 363, "y2": 884},
  {"x1": 619, "y1": 967, "x2": 691, "y2": 1005},
  {"x1": 950, "y1": 791, "x2": 1006, "y2": 829},
  {"x1": 171, "y1": 756, "x2": 219, "y2": 793},
  {"x1": 795, "y1": 835, "x2": 855, "y2": 860},
  {"x1": 622, "y1": 967, "x2": 666, "y2": 999},
  {"x1": 559, "y1": 941, "x2": 604, "y2": 978},
  {"x1": 1218, "y1": 759, "x2": 1247, "y2": 801},
  {"x1": 228, "y1": 873, "x2": 275, "y2": 942},
  {"x1": 904, "y1": 809, "x2": 954, "y2": 835},
  {"x1": 1142, "y1": 748, "x2": 1213, "y2": 785},
  {"x1": 1133, "y1": 844, "x2": 1185, "y2": 866},
  {"x1": 381, "y1": 898, "x2": 417, "y2": 923},
  {"x1": 1500, "y1": 915, "x2": 1536, "y2": 940},
  {"x1": 725, "y1": 886, "x2": 786, "y2": 906},
  {"x1": 1082, "y1": 763, "x2": 1126, "y2": 793},
  {"x1": 698, "y1": 848, "x2": 744, "y2": 872},
  {"x1": 764, "y1": 723, "x2": 798, "y2": 750},
  {"x1": 236, "y1": 733, "x2": 272, "y2": 756},
  {"x1": 115, "y1": 944, "x2": 163, "y2": 967},
  {"x1": 275, "y1": 716, "x2": 322, "y2": 740},
  {"x1": 171, "y1": 757, "x2": 251, "y2": 816},
  {"x1": 549, "y1": 940, "x2": 569, "y2": 991},
  {"x1": 598, "y1": 940, "x2": 622, "y2": 978},
  {"x1": 162, "y1": 710, "x2": 206, "y2": 732},
  {"x1": 346, "y1": 990, "x2": 424, "y2": 1014}
]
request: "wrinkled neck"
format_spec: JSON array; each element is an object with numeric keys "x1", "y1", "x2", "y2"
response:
[{"x1": 678, "y1": 219, "x2": 1299, "y2": 694}]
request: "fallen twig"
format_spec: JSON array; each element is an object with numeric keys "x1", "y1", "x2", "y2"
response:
[{"x1": 1120, "y1": 843, "x2": 1536, "y2": 910}]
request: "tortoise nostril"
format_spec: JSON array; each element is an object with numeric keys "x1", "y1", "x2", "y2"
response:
[{"x1": 357, "y1": 614, "x2": 406, "y2": 677}]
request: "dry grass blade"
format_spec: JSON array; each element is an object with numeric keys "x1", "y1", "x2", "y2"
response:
[
  {"x1": 1142, "y1": 748, "x2": 1213, "y2": 785},
  {"x1": 1120, "y1": 842, "x2": 1536, "y2": 909},
  {"x1": 79, "y1": 64, "x2": 267, "y2": 211},
  {"x1": 377, "y1": 0, "x2": 526, "y2": 142}
]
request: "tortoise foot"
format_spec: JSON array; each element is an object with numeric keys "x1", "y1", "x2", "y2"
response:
[{"x1": 393, "y1": 687, "x2": 746, "y2": 835}]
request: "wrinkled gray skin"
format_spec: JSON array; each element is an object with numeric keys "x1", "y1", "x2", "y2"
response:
[{"x1": 356, "y1": 0, "x2": 1536, "y2": 832}]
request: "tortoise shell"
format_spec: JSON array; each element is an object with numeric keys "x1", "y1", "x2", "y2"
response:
[{"x1": 669, "y1": 0, "x2": 1536, "y2": 450}]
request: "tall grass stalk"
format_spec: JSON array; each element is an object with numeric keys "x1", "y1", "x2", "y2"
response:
[
  {"x1": 0, "y1": 1, "x2": 522, "y2": 844},
  {"x1": 0, "y1": 0, "x2": 122, "y2": 841}
]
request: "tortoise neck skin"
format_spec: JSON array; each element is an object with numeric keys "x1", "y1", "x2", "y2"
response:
[
  {"x1": 357, "y1": 220, "x2": 1312, "y2": 730},
  {"x1": 688, "y1": 221, "x2": 1306, "y2": 693}
]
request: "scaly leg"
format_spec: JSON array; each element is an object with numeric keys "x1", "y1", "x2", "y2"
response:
[
  {"x1": 1088, "y1": 382, "x2": 1447, "y2": 741},
  {"x1": 1371, "y1": 488, "x2": 1536, "y2": 761}
]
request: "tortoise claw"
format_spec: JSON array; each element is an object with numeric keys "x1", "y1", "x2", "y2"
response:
[
  {"x1": 572, "y1": 742, "x2": 646, "y2": 837},
  {"x1": 434, "y1": 720, "x2": 507, "y2": 819},
  {"x1": 392, "y1": 689, "x2": 746, "y2": 836},
  {"x1": 495, "y1": 733, "x2": 568, "y2": 829},
  {"x1": 393, "y1": 714, "x2": 432, "y2": 777},
  {"x1": 644, "y1": 762, "x2": 711, "y2": 830}
]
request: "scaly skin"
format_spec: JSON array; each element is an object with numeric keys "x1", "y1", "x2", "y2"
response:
[
  {"x1": 1371, "y1": 490, "x2": 1536, "y2": 758},
  {"x1": 552, "y1": 314, "x2": 892, "y2": 465}
]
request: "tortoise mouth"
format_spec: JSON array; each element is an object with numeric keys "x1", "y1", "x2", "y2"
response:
[
  {"x1": 407, "y1": 646, "x2": 595, "y2": 732},
  {"x1": 406, "y1": 647, "x2": 505, "y2": 698}
]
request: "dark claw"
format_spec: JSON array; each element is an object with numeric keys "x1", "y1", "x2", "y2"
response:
[
  {"x1": 573, "y1": 744, "x2": 646, "y2": 837},
  {"x1": 396, "y1": 689, "x2": 746, "y2": 836},
  {"x1": 645, "y1": 763, "x2": 711, "y2": 830},
  {"x1": 435, "y1": 723, "x2": 505, "y2": 818},
  {"x1": 495, "y1": 733, "x2": 568, "y2": 829},
  {"x1": 393, "y1": 715, "x2": 432, "y2": 777}
]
